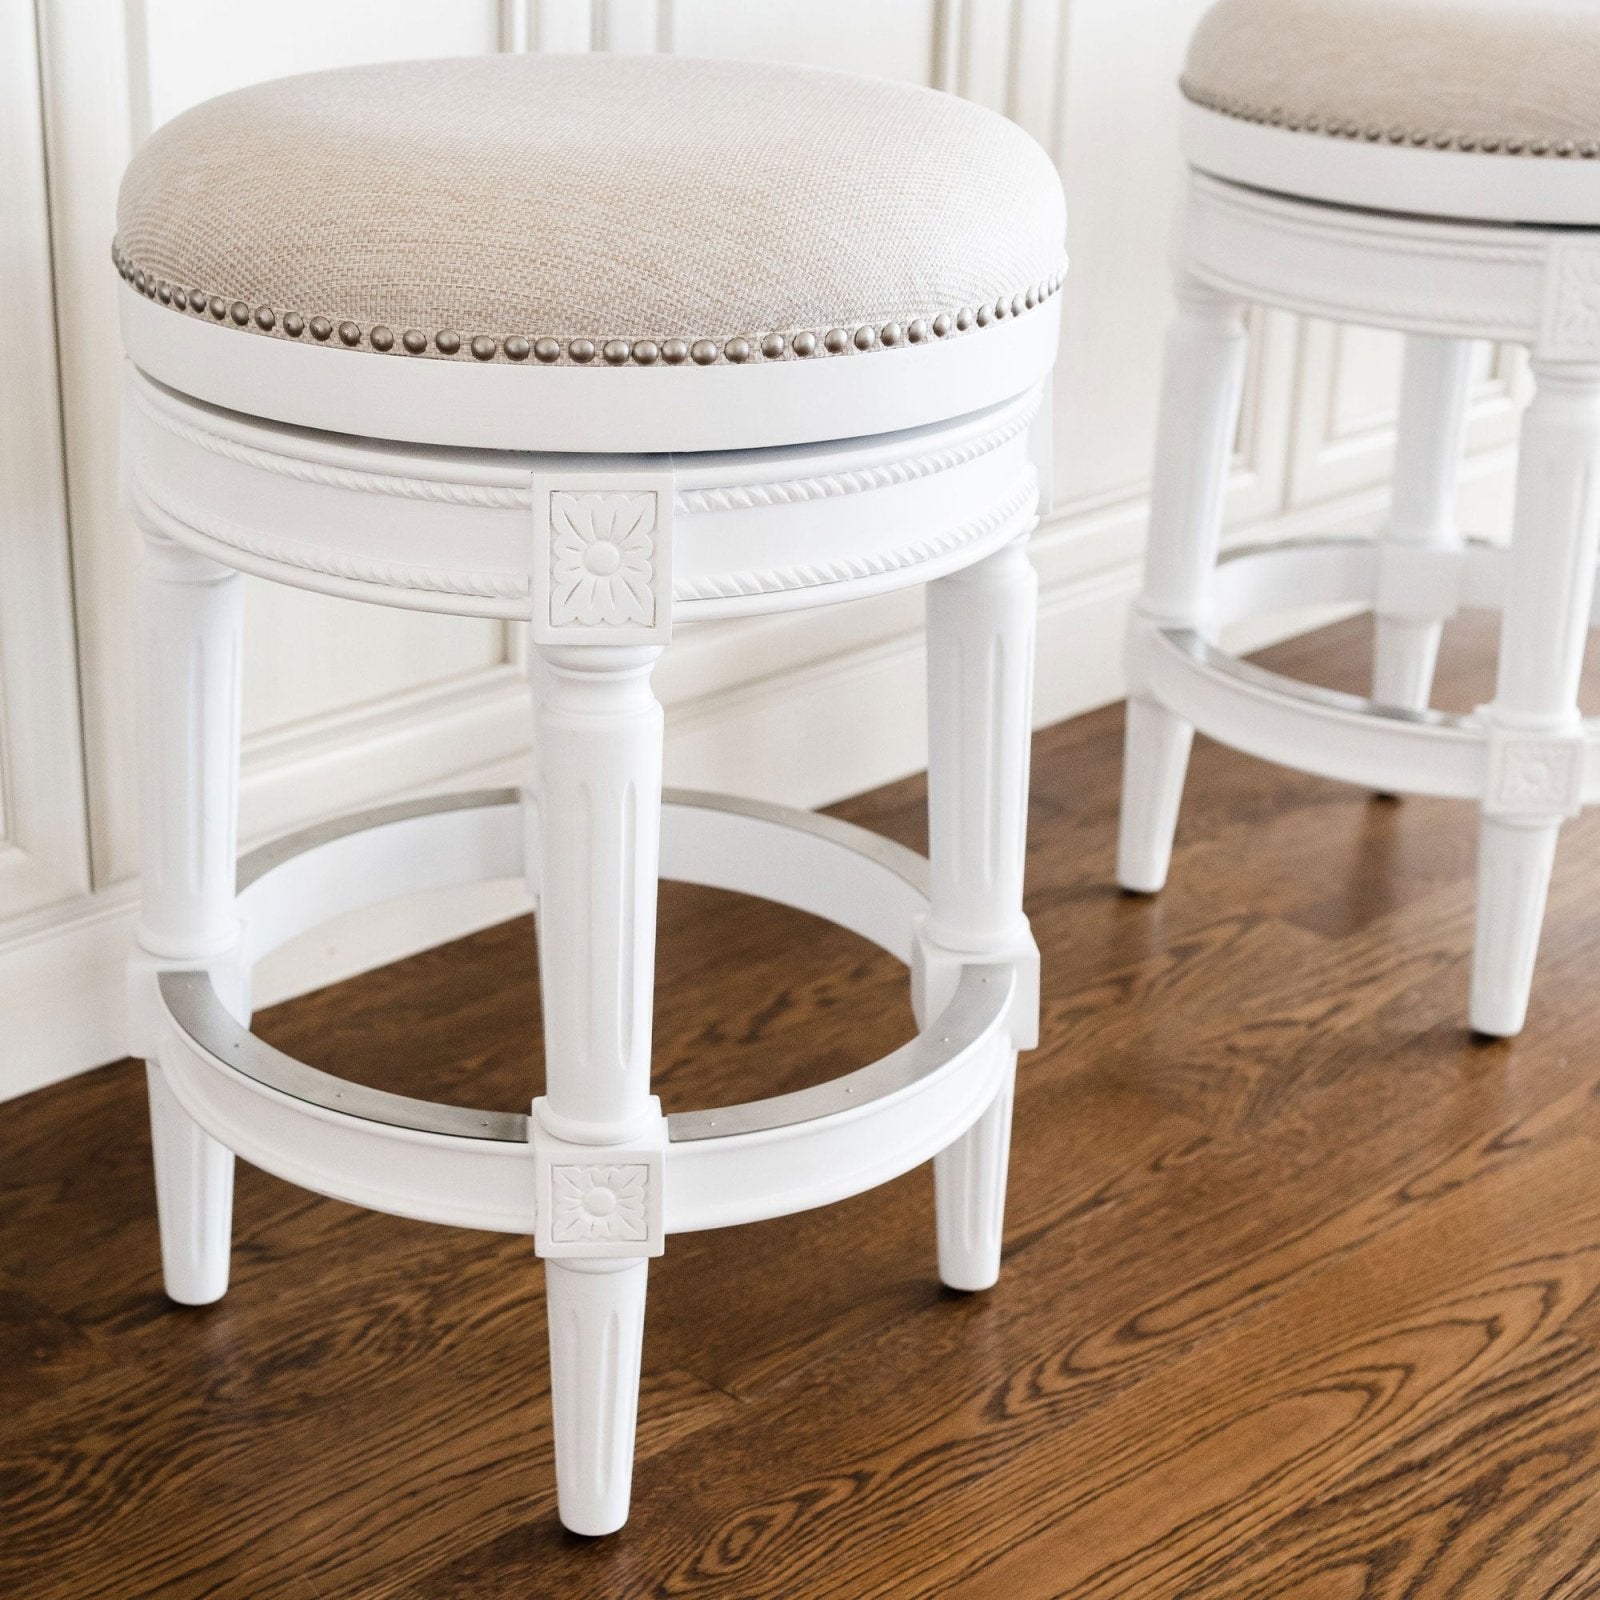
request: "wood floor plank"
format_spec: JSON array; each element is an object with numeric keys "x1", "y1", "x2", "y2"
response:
[{"x1": 5, "y1": 612, "x2": 1600, "y2": 1597}]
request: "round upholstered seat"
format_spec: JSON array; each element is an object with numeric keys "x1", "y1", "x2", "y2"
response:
[
  {"x1": 115, "y1": 54, "x2": 1066, "y2": 452},
  {"x1": 1180, "y1": 0, "x2": 1600, "y2": 225}
]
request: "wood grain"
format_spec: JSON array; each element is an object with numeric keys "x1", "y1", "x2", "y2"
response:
[{"x1": 5, "y1": 611, "x2": 1600, "y2": 1597}]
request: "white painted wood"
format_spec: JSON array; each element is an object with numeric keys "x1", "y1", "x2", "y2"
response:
[
  {"x1": 925, "y1": 535, "x2": 1038, "y2": 1291},
  {"x1": 1372, "y1": 338, "x2": 1475, "y2": 711},
  {"x1": 1184, "y1": 100, "x2": 1600, "y2": 229},
  {"x1": 1118, "y1": 278, "x2": 1249, "y2": 894},
  {"x1": 1123, "y1": 167, "x2": 1600, "y2": 1035},
  {"x1": 1473, "y1": 363, "x2": 1600, "y2": 1037},
  {"x1": 131, "y1": 526, "x2": 243, "y2": 1304},
  {"x1": 145, "y1": 1058, "x2": 233, "y2": 1305},
  {"x1": 0, "y1": 0, "x2": 93, "y2": 919},
  {"x1": 531, "y1": 633, "x2": 665, "y2": 1533},
  {"x1": 122, "y1": 367, "x2": 1045, "y2": 625},
  {"x1": 5, "y1": 0, "x2": 1536, "y2": 1106},
  {"x1": 121, "y1": 285, "x2": 1063, "y2": 456},
  {"x1": 544, "y1": 1258, "x2": 648, "y2": 1536}
]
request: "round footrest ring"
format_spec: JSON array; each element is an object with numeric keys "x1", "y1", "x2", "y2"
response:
[
  {"x1": 1137, "y1": 535, "x2": 1600, "y2": 805},
  {"x1": 152, "y1": 788, "x2": 1022, "y2": 1236}
]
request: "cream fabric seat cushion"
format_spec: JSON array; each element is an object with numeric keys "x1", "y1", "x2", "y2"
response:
[
  {"x1": 1184, "y1": 0, "x2": 1600, "y2": 156},
  {"x1": 116, "y1": 54, "x2": 1065, "y2": 368}
]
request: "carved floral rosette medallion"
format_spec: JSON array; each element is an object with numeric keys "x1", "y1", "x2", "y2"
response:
[
  {"x1": 549, "y1": 1163, "x2": 651, "y2": 1244},
  {"x1": 531, "y1": 473, "x2": 675, "y2": 645}
]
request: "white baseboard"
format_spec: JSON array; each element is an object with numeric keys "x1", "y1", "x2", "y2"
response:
[{"x1": 0, "y1": 455, "x2": 1517, "y2": 1103}]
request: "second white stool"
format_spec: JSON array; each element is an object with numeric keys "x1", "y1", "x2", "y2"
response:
[{"x1": 1120, "y1": 0, "x2": 1600, "y2": 1037}]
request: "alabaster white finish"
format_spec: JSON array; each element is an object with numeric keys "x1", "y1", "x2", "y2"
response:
[
  {"x1": 133, "y1": 530, "x2": 245, "y2": 1304},
  {"x1": 925, "y1": 538, "x2": 1036, "y2": 1290},
  {"x1": 129, "y1": 292, "x2": 1045, "y2": 1537},
  {"x1": 1118, "y1": 279, "x2": 1248, "y2": 893},
  {"x1": 1183, "y1": 101, "x2": 1600, "y2": 227},
  {"x1": 121, "y1": 282, "x2": 1062, "y2": 453},
  {"x1": 123, "y1": 367, "x2": 1043, "y2": 621},
  {"x1": 1371, "y1": 337, "x2": 1473, "y2": 711},
  {"x1": 145, "y1": 1058, "x2": 233, "y2": 1305},
  {"x1": 1121, "y1": 168, "x2": 1600, "y2": 1035},
  {"x1": 546, "y1": 1258, "x2": 648, "y2": 1536}
]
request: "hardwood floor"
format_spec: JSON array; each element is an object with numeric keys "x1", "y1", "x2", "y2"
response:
[{"x1": 5, "y1": 613, "x2": 1600, "y2": 1599}]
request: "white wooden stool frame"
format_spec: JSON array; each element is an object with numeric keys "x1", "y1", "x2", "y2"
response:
[
  {"x1": 1120, "y1": 170, "x2": 1600, "y2": 1038},
  {"x1": 121, "y1": 325, "x2": 1051, "y2": 1535}
]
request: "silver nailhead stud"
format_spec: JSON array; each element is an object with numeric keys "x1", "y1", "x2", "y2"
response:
[
  {"x1": 504, "y1": 335, "x2": 531, "y2": 360},
  {"x1": 632, "y1": 340, "x2": 659, "y2": 365},
  {"x1": 662, "y1": 339, "x2": 689, "y2": 364},
  {"x1": 880, "y1": 322, "x2": 902, "y2": 347},
  {"x1": 134, "y1": 270, "x2": 147, "y2": 293},
  {"x1": 471, "y1": 335, "x2": 497, "y2": 360},
  {"x1": 603, "y1": 339, "x2": 631, "y2": 365},
  {"x1": 230, "y1": 302, "x2": 251, "y2": 326},
  {"x1": 254, "y1": 306, "x2": 275, "y2": 331},
  {"x1": 907, "y1": 319, "x2": 929, "y2": 343},
  {"x1": 853, "y1": 325, "x2": 876, "y2": 351},
  {"x1": 310, "y1": 316, "x2": 332, "y2": 340},
  {"x1": 284, "y1": 313, "x2": 305, "y2": 338},
  {"x1": 402, "y1": 329, "x2": 426, "y2": 353},
  {"x1": 976, "y1": 304, "x2": 992, "y2": 327},
  {"x1": 209, "y1": 297, "x2": 227, "y2": 320},
  {"x1": 691, "y1": 339, "x2": 718, "y2": 365},
  {"x1": 338, "y1": 320, "x2": 361, "y2": 346},
  {"x1": 192, "y1": 291, "x2": 207, "y2": 313},
  {"x1": 172, "y1": 288, "x2": 188, "y2": 310},
  {"x1": 824, "y1": 328, "x2": 849, "y2": 354},
  {"x1": 534, "y1": 337, "x2": 561, "y2": 363},
  {"x1": 157, "y1": 282, "x2": 172, "y2": 304},
  {"x1": 761, "y1": 333, "x2": 786, "y2": 360},
  {"x1": 792, "y1": 331, "x2": 818, "y2": 357},
  {"x1": 370, "y1": 325, "x2": 394, "y2": 352},
  {"x1": 724, "y1": 337, "x2": 751, "y2": 363},
  {"x1": 1025, "y1": 287, "x2": 1037, "y2": 309},
  {"x1": 435, "y1": 330, "x2": 461, "y2": 354},
  {"x1": 933, "y1": 312, "x2": 952, "y2": 337},
  {"x1": 569, "y1": 339, "x2": 596, "y2": 363},
  {"x1": 955, "y1": 307, "x2": 973, "y2": 331}
]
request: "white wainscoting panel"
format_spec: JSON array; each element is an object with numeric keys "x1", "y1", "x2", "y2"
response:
[{"x1": 3, "y1": 0, "x2": 1530, "y2": 1099}]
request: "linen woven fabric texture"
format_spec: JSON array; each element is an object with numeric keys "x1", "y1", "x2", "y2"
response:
[
  {"x1": 115, "y1": 53, "x2": 1067, "y2": 363},
  {"x1": 1184, "y1": 0, "x2": 1600, "y2": 154}
]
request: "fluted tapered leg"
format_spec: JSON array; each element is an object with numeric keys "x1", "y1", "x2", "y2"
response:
[
  {"x1": 132, "y1": 528, "x2": 243, "y2": 1306},
  {"x1": 1372, "y1": 336, "x2": 1474, "y2": 712},
  {"x1": 1472, "y1": 363, "x2": 1600, "y2": 1037},
  {"x1": 1118, "y1": 276, "x2": 1249, "y2": 893},
  {"x1": 532, "y1": 643, "x2": 663, "y2": 1535},
  {"x1": 926, "y1": 536, "x2": 1037, "y2": 1292}
]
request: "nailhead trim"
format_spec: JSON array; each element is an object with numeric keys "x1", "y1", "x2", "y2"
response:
[
  {"x1": 111, "y1": 238, "x2": 1066, "y2": 367},
  {"x1": 1182, "y1": 77, "x2": 1600, "y2": 159}
]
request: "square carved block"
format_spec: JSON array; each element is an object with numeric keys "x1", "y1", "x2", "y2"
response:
[
  {"x1": 531, "y1": 1096, "x2": 667, "y2": 1259},
  {"x1": 530, "y1": 472, "x2": 675, "y2": 646},
  {"x1": 1484, "y1": 726, "x2": 1587, "y2": 819}
]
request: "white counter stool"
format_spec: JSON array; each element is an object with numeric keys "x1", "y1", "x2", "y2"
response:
[
  {"x1": 1118, "y1": 0, "x2": 1600, "y2": 1037},
  {"x1": 117, "y1": 54, "x2": 1064, "y2": 1536}
]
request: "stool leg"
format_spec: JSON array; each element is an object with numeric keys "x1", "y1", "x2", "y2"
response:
[
  {"x1": 133, "y1": 529, "x2": 243, "y2": 1305},
  {"x1": 1373, "y1": 336, "x2": 1474, "y2": 711},
  {"x1": 1118, "y1": 277, "x2": 1249, "y2": 893},
  {"x1": 1472, "y1": 363, "x2": 1600, "y2": 1037},
  {"x1": 533, "y1": 643, "x2": 663, "y2": 1535},
  {"x1": 926, "y1": 535, "x2": 1037, "y2": 1292}
]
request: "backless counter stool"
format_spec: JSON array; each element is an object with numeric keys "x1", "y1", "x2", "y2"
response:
[
  {"x1": 117, "y1": 55, "x2": 1064, "y2": 1534},
  {"x1": 1119, "y1": 0, "x2": 1600, "y2": 1037}
]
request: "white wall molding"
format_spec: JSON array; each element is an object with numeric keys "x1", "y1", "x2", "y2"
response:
[{"x1": 0, "y1": 447, "x2": 1520, "y2": 1103}]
